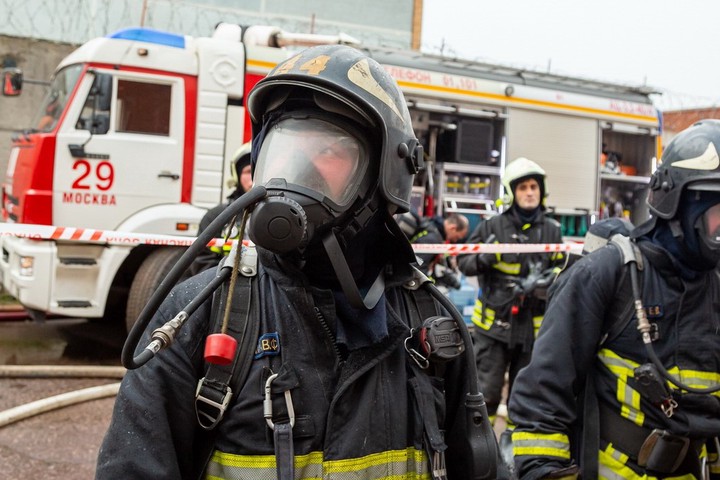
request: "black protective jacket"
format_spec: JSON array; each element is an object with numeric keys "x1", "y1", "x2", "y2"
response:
[
  {"x1": 509, "y1": 239, "x2": 720, "y2": 479},
  {"x1": 96, "y1": 225, "x2": 500, "y2": 479},
  {"x1": 458, "y1": 208, "x2": 563, "y2": 349}
]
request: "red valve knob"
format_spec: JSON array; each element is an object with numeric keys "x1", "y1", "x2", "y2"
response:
[{"x1": 204, "y1": 333, "x2": 238, "y2": 365}]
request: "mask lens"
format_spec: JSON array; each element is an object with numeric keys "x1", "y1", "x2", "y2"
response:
[
  {"x1": 702, "y1": 203, "x2": 720, "y2": 246},
  {"x1": 254, "y1": 117, "x2": 367, "y2": 206}
]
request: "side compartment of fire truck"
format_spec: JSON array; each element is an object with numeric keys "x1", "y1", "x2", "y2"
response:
[{"x1": 377, "y1": 47, "x2": 660, "y2": 236}]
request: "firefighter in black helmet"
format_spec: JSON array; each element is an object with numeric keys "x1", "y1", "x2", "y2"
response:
[
  {"x1": 97, "y1": 44, "x2": 504, "y2": 480},
  {"x1": 189, "y1": 142, "x2": 254, "y2": 276},
  {"x1": 509, "y1": 120, "x2": 720, "y2": 479}
]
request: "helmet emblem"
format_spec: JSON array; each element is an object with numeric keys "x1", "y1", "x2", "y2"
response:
[
  {"x1": 673, "y1": 142, "x2": 720, "y2": 170},
  {"x1": 347, "y1": 59, "x2": 404, "y2": 122}
]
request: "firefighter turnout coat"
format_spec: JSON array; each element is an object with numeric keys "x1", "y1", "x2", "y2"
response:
[
  {"x1": 458, "y1": 208, "x2": 564, "y2": 347},
  {"x1": 96, "y1": 240, "x2": 484, "y2": 479},
  {"x1": 509, "y1": 238, "x2": 720, "y2": 479}
]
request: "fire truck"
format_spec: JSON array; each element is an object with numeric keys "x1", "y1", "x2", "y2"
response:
[{"x1": 0, "y1": 24, "x2": 661, "y2": 329}]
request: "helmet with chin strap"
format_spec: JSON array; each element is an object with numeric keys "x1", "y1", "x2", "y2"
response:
[
  {"x1": 646, "y1": 119, "x2": 720, "y2": 267},
  {"x1": 648, "y1": 119, "x2": 720, "y2": 219},
  {"x1": 501, "y1": 157, "x2": 546, "y2": 207},
  {"x1": 245, "y1": 45, "x2": 424, "y2": 309},
  {"x1": 247, "y1": 44, "x2": 423, "y2": 215}
]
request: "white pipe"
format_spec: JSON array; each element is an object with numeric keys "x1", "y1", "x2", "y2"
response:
[
  {"x1": 0, "y1": 365, "x2": 126, "y2": 378},
  {"x1": 0, "y1": 382, "x2": 121, "y2": 428}
]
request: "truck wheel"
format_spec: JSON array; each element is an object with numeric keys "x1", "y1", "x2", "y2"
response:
[{"x1": 125, "y1": 247, "x2": 187, "y2": 333}]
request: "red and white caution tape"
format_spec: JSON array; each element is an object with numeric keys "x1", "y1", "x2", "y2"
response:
[
  {"x1": 0, "y1": 223, "x2": 584, "y2": 255},
  {"x1": 413, "y1": 242, "x2": 583, "y2": 256},
  {"x1": 0, "y1": 223, "x2": 238, "y2": 248}
]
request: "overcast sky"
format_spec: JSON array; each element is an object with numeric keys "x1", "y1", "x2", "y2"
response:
[{"x1": 421, "y1": 0, "x2": 718, "y2": 111}]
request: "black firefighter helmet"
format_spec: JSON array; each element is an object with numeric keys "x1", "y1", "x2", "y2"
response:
[
  {"x1": 649, "y1": 119, "x2": 720, "y2": 219},
  {"x1": 247, "y1": 44, "x2": 423, "y2": 218}
]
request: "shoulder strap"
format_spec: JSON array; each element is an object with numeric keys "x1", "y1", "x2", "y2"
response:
[
  {"x1": 195, "y1": 247, "x2": 259, "y2": 430},
  {"x1": 403, "y1": 268, "x2": 441, "y2": 328},
  {"x1": 581, "y1": 236, "x2": 643, "y2": 476},
  {"x1": 601, "y1": 235, "x2": 643, "y2": 344},
  {"x1": 193, "y1": 247, "x2": 260, "y2": 479}
]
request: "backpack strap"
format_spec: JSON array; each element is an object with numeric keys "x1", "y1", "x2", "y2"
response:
[
  {"x1": 193, "y1": 246, "x2": 260, "y2": 479},
  {"x1": 602, "y1": 234, "x2": 643, "y2": 344},
  {"x1": 581, "y1": 235, "x2": 644, "y2": 476}
]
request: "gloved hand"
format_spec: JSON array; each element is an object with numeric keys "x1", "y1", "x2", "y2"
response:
[
  {"x1": 432, "y1": 263, "x2": 461, "y2": 290},
  {"x1": 521, "y1": 265, "x2": 559, "y2": 300},
  {"x1": 476, "y1": 252, "x2": 499, "y2": 270}
]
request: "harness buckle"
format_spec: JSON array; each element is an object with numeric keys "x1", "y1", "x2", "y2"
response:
[
  {"x1": 405, "y1": 332, "x2": 430, "y2": 369},
  {"x1": 638, "y1": 429, "x2": 691, "y2": 474},
  {"x1": 195, "y1": 377, "x2": 233, "y2": 430},
  {"x1": 264, "y1": 372, "x2": 295, "y2": 430}
]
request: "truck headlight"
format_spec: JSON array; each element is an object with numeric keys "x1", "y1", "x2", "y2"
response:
[{"x1": 19, "y1": 256, "x2": 34, "y2": 276}]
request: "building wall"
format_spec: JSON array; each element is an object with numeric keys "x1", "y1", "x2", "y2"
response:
[
  {"x1": 0, "y1": 36, "x2": 77, "y2": 176},
  {"x1": 662, "y1": 107, "x2": 720, "y2": 145},
  {"x1": 0, "y1": 0, "x2": 416, "y2": 49}
]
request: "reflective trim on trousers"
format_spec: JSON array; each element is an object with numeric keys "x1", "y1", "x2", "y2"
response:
[
  {"x1": 599, "y1": 443, "x2": 698, "y2": 480},
  {"x1": 205, "y1": 447, "x2": 430, "y2": 480}
]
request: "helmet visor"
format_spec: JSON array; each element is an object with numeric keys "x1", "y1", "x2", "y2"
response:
[
  {"x1": 701, "y1": 202, "x2": 720, "y2": 247},
  {"x1": 254, "y1": 117, "x2": 368, "y2": 207}
]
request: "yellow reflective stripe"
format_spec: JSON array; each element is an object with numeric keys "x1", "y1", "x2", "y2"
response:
[
  {"x1": 512, "y1": 431, "x2": 571, "y2": 459},
  {"x1": 471, "y1": 299, "x2": 494, "y2": 331},
  {"x1": 410, "y1": 229, "x2": 429, "y2": 243},
  {"x1": 666, "y1": 366, "x2": 720, "y2": 397},
  {"x1": 599, "y1": 443, "x2": 640, "y2": 480},
  {"x1": 493, "y1": 261, "x2": 521, "y2": 275},
  {"x1": 602, "y1": 349, "x2": 720, "y2": 402},
  {"x1": 617, "y1": 377, "x2": 644, "y2": 426},
  {"x1": 532, "y1": 315, "x2": 543, "y2": 337},
  {"x1": 598, "y1": 349, "x2": 639, "y2": 378},
  {"x1": 599, "y1": 350, "x2": 645, "y2": 425},
  {"x1": 599, "y1": 442, "x2": 696, "y2": 479},
  {"x1": 206, "y1": 448, "x2": 430, "y2": 480}
]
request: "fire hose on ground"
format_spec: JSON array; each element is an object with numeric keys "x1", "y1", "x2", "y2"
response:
[{"x1": 0, "y1": 365, "x2": 125, "y2": 428}]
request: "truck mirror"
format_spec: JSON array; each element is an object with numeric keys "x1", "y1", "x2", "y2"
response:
[
  {"x1": 91, "y1": 73, "x2": 112, "y2": 111},
  {"x1": 2, "y1": 67, "x2": 23, "y2": 96}
]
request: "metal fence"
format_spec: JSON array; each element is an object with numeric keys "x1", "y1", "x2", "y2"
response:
[{"x1": 0, "y1": 0, "x2": 412, "y2": 49}]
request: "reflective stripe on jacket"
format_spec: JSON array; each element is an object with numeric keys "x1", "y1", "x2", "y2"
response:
[
  {"x1": 97, "y1": 242, "x2": 481, "y2": 479},
  {"x1": 509, "y1": 240, "x2": 720, "y2": 479}
]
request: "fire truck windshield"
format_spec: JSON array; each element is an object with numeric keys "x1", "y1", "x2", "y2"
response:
[{"x1": 32, "y1": 64, "x2": 83, "y2": 132}]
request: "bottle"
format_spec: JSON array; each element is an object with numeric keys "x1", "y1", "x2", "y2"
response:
[{"x1": 447, "y1": 174, "x2": 460, "y2": 193}]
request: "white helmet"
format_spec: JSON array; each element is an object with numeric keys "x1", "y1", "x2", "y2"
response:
[{"x1": 501, "y1": 157, "x2": 546, "y2": 207}]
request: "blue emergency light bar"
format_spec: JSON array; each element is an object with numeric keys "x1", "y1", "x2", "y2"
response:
[{"x1": 107, "y1": 28, "x2": 185, "y2": 49}]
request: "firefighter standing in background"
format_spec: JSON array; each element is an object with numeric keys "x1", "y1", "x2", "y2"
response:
[
  {"x1": 396, "y1": 211, "x2": 470, "y2": 287},
  {"x1": 189, "y1": 142, "x2": 253, "y2": 276},
  {"x1": 457, "y1": 158, "x2": 564, "y2": 423},
  {"x1": 509, "y1": 120, "x2": 720, "y2": 479},
  {"x1": 96, "y1": 45, "x2": 505, "y2": 479}
]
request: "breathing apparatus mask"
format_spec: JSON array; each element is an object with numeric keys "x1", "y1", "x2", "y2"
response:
[
  {"x1": 247, "y1": 103, "x2": 377, "y2": 255},
  {"x1": 689, "y1": 190, "x2": 720, "y2": 265}
]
